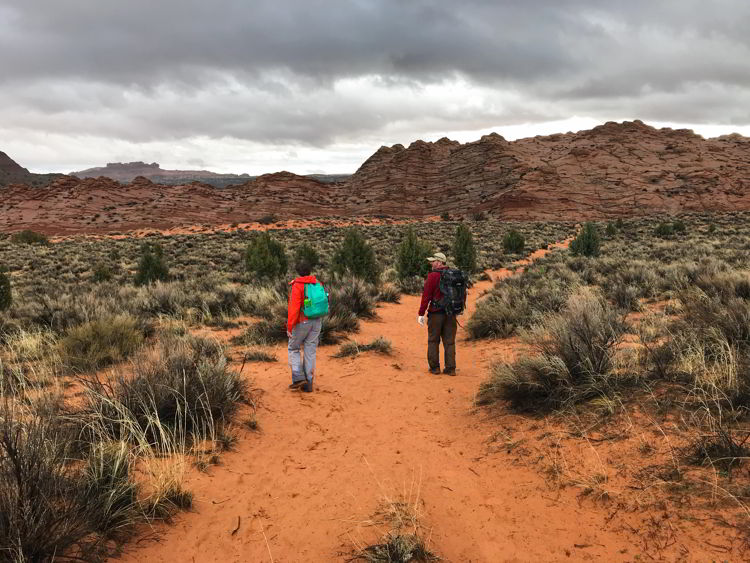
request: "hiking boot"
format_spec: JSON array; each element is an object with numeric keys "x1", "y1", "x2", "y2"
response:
[
  {"x1": 429, "y1": 367, "x2": 441, "y2": 375},
  {"x1": 443, "y1": 368, "x2": 456, "y2": 376},
  {"x1": 288, "y1": 380, "x2": 306, "y2": 390}
]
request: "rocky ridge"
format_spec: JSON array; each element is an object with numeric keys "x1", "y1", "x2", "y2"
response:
[{"x1": 2, "y1": 120, "x2": 750, "y2": 234}]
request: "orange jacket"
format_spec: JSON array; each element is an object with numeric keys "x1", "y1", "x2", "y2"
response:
[{"x1": 287, "y1": 275, "x2": 318, "y2": 332}]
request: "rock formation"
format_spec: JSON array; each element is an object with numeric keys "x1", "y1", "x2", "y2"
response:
[{"x1": 2, "y1": 120, "x2": 750, "y2": 234}]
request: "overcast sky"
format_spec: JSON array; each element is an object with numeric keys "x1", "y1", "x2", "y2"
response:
[{"x1": 1, "y1": 0, "x2": 749, "y2": 174}]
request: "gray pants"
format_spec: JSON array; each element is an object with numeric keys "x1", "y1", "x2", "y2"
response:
[{"x1": 288, "y1": 318, "x2": 322, "y2": 383}]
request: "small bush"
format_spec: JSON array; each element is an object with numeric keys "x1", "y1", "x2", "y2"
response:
[
  {"x1": 60, "y1": 315, "x2": 144, "y2": 373},
  {"x1": 395, "y1": 227, "x2": 431, "y2": 279},
  {"x1": 243, "y1": 348, "x2": 277, "y2": 362},
  {"x1": 11, "y1": 229, "x2": 49, "y2": 244},
  {"x1": 477, "y1": 289, "x2": 626, "y2": 411},
  {"x1": 440, "y1": 212, "x2": 451, "y2": 221},
  {"x1": 330, "y1": 277, "x2": 378, "y2": 319},
  {"x1": 454, "y1": 224, "x2": 477, "y2": 273},
  {"x1": 376, "y1": 283, "x2": 401, "y2": 303},
  {"x1": 93, "y1": 263, "x2": 114, "y2": 283},
  {"x1": 0, "y1": 267, "x2": 11, "y2": 311},
  {"x1": 135, "y1": 243, "x2": 169, "y2": 286},
  {"x1": 0, "y1": 404, "x2": 139, "y2": 561},
  {"x1": 334, "y1": 337, "x2": 392, "y2": 358},
  {"x1": 654, "y1": 222, "x2": 674, "y2": 238},
  {"x1": 569, "y1": 222, "x2": 600, "y2": 257},
  {"x1": 294, "y1": 243, "x2": 320, "y2": 269},
  {"x1": 605, "y1": 222, "x2": 617, "y2": 237},
  {"x1": 80, "y1": 334, "x2": 247, "y2": 445},
  {"x1": 332, "y1": 228, "x2": 380, "y2": 280},
  {"x1": 503, "y1": 230, "x2": 525, "y2": 254},
  {"x1": 246, "y1": 232, "x2": 288, "y2": 279},
  {"x1": 471, "y1": 211, "x2": 487, "y2": 221},
  {"x1": 257, "y1": 214, "x2": 278, "y2": 224}
]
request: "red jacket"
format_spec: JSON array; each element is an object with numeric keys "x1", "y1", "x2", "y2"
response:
[
  {"x1": 287, "y1": 275, "x2": 318, "y2": 332},
  {"x1": 418, "y1": 267, "x2": 447, "y2": 316}
]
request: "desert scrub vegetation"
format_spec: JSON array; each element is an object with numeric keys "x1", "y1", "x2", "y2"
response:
[
  {"x1": 0, "y1": 268, "x2": 10, "y2": 311},
  {"x1": 453, "y1": 223, "x2": 477, "y2": 273},
  {"x1": 334, "y1": 337, "x2": 392, "y2": 358},
  {"x1": 59, "y1": 315, "x2": 144, "y2": 374},
  {"x1": 477, "y1": 289, "x2": 627, "y2": 411},
  {"x1": 77, "y1": 333, "x2": 248, "y2": 446},
  {"x1": 246, "y1": 231, "x2": 288, "y2": 279},
  {"x1": 134, "y1": 242, "x2": 169, "y2": 285},
  {"x1": 475, "y1": 213, "x2": 750, "y2": 545}
]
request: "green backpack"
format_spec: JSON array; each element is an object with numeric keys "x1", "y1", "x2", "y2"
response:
[{"x1": 302, "y1": 282, "x2": 329, "y2": 319}]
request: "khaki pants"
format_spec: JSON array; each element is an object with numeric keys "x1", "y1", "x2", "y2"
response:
[{"x1": 427, "y1": 313, "x2": 457, "y2": 371}]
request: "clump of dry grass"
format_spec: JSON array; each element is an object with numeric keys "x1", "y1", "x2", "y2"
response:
[
  {"x1": 477, "y1": 288, "x2": 627, "y2": 411},
  {"x1": 349, "y1": 471, "x2": 438, "y2": 563},
  {"x1": 335, "y1": 337, "x2": 393, "y2": 358}
]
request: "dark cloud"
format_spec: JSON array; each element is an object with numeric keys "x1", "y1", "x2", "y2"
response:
[{"x1": 1, "y1": 0, "x2": 749, "y2": 170}]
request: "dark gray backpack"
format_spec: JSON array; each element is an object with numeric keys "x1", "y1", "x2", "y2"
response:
[{"x1": 436, "y1": 269, "x2": 468, "y2": 316}]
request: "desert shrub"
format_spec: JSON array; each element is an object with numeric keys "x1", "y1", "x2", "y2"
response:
[
  {"x1": 1, "y1": 329, "x2": 62, "y2": 394},
  {"x1": 320, "y1": 311, "x2": 359, "y2": 345},
  {"x1": 294, "y1": 243, "x2": 320, "y2": 269},
  {"x1": 503, "y1": 230, "x2": 525, "y2": 254},
  {"x1": 673, "y1": 219, "x2": 686, "y2": 233},
  {"x1": 376, "y1": 283, "x2": 401, "y2": 303},
  {"x1": 79, "y1": 334, "x2": 247, "y2": 445},
  {"x1": 93, "y1": 263, "x2": 114, "y2": 283},
  {"x1": 0, "y1": 267, "x2": 10, "y2": 311},
  {"x1": 334, "y1": 337, "x2": 392, "y2": 358},
  {"x1": 471, "y1": 211, "x2": 487, "y2": 221},
  {"x1": 395, "y1": 227, "x2": 431, "y2": 279},
  {"x1": 59, "y1": 315, "x2": 143, "y2": 374},
  {"x1": 243, "y1": 348, "x2": 277, "y2": 362},
  {"x1": 329, "y1": 277, "x2": 378, "y2": 319},
  {"x1": 397, "y1": 275, "x2": 425, "y2": 295},
  {"x1": 477, "y1": 289, "x2": 626, "y2": 411},
  {"x1": 0, "y1": 404, "x2": 140, "y2": 562},
  {"x1": 467, "y1": 261, "x2": 579, "y2": 339},
  {"x1": 135, "y1": 243, "x2": 169, "y2": 286},
  {"x1": 440, "y1": 212, "x2": 451, "y2": 221},
  {"x1": 332, "y1": 228, "x2": 380, "y2": 280},
  {"x1": 654, "y1": 222, "x2": 674, "y2": 238},
  {"x1": 241, "y1": 285, "x2": 285, "y2": 319},
  {"x1": 454, "y1": 224, "x2": 477, "y2": 273},
  {"x1": 605, "y1": 222, "x2": 617, "y2": 237},
  {"x1": 11, "y1": 229, "x2": 49, "y2": 245},
  {"x1": 246, "y1": 232, "x2": 288, "y2": 279},
  {"x1": 257, "y1": 213, "x2": 278, "y2": 224},
  {"x1": 569, "y1": 222, "x2": 600, "y2": 257}
]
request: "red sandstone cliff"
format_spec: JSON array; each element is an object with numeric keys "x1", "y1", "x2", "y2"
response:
[{"x1": 2, "y1": 121, "x2": 749, "y2": 234}]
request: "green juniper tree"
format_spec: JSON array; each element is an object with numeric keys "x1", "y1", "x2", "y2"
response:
[
  {"x1": 246, "y1": 232, "x2": 288, "y2": 279},
  {"x1": 503, "y1": 229, "x2": 525, "y2": 254},
  {"x1": 570, "y1": 222, "x2": 601, "y2": 257},
  {"x1": 332, "y1": 228, "x2": 380, "y2": 280},
  {"x1": 0, "y1": 268, "x2": 11, "y2": 311},
  {"x1": 294, "y1": 243, "x2": 320, "y2": 270},
  {"x1": 396, "y1": 227, "x2": 431, "y2": 279},
  {"x1": 134, "y1": 243, "x2": 169, "y2": 286},
  {"x1": 454, "y1": 224, "x2": 477, "y2": 273}
]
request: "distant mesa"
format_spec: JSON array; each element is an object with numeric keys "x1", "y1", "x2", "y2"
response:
[{"x1": 70, "y1": 161, "x2": 250, "y2": 185}]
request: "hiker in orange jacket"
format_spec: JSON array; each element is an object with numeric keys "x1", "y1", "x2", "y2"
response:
[{"x1": 287, "y1": 261, "x2": 322, "y2": 392}]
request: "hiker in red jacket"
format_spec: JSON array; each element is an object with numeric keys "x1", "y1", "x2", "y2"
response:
[
  {"x1": 418, "y1": 252, "x2": 457, "y2": 375},
  {"x1": 287, "y1": 261, "x2": 322, "y2": 392}
]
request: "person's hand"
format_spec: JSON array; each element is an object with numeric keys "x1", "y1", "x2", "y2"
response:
[
  {"x1": 417, "y1": 315, "x2": 425, "y2": 327},
  {"x1": 287, "y1": 330, "x2": 292, "y2": 338}
]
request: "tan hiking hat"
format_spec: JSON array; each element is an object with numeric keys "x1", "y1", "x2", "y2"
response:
[{"x1": 426, "y1": 252, "x2": 447, "y2": 263}]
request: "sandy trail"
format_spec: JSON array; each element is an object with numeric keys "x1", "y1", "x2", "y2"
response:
[{"x1": 117, "y1": 242, "x2": 637, "y2": 562}]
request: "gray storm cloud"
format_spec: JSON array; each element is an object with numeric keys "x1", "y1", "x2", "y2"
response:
[{"x1": 1, "y1": 0, "x2": 749, "y2": 171}]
